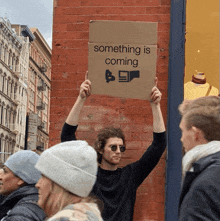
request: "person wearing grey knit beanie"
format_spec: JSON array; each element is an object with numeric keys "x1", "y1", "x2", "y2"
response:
[
  {"x1": 0, "y1": 150, "x2": 45, "y2": 220},
  {"x1": 35, "y1": 140, "x2": 103, "y2": 221}
]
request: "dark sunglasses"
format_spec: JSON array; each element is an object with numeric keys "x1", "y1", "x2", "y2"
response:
[{"x1": 109, "y1": 145, "x2": 126, "y2": 152}]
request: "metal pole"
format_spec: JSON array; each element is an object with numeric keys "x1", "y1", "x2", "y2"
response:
[{"x1": 165, "y1": 0, "x2": 186, "y2": 220}]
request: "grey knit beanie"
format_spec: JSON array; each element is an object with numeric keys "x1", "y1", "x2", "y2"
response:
[
  {"x1": 35, "y1": 140, "x2": 98, "y2": 197},
  {"x1": 5, "y1": 150, "x2": 41, "y2": 184}
]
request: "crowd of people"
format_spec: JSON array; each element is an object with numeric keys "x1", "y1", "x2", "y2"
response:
[{"x1": 0, "y1": 74, "x2": 219, "y2": 221}]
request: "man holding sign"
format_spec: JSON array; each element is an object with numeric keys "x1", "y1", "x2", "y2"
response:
[{"x1": 61, "y1": 73, "x2": 166, "y2": 221}]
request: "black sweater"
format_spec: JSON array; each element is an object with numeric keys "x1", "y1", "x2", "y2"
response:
[{"x1": 61, "y1": 123, "x2": 166, "y2": 221}]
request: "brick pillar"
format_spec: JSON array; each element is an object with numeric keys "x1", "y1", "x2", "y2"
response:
[{"x1": 51, "y1": 1, "x2": 170, "y2": 220}]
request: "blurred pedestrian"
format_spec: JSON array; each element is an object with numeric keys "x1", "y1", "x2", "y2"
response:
[
  {"x1": 35, "y1": 140, "x2": 103, "y2": 221},
  {"x1": 178, "y1": 96, "x2": 220, "y2": 220},
  {"x1": 0, "y1": 150, "x2": 45, "y2": 220}
]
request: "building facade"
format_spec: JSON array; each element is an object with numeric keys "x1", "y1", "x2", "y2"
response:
[
  {"x1": 0, "y1": 18, "x2": 52, "y2": 162},
  {"x1": 0, "y1": 17, "x2": 32, "y2": 162},
  {"x1": 13, "y1": 26, "x2": 52, "y2": 153},
  {"x1": 28, "y1": 28, "x2": 51, "y2": 152}
]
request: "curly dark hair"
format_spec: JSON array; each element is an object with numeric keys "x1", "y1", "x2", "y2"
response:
[{"x1": 94, "y1": 127, "x2": 125, "y2": 164}]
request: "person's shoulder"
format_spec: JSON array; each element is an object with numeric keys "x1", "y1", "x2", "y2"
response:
[
  {"x1": 16, "y1": 189, "x2": 39, "y2": 205},
  {"x1": 9, "y1": 195, "x2": 45, "y2": 220},
  {"x1": 190, "y1": 164, "x2": 220, "y2": 192},
  {"x1": 48, "y1": 203, "x2": 102, "y2": 221}
]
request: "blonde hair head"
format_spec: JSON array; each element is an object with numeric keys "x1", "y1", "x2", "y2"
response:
[
  {"x1": 179, "y1": 96, "x2": 220, "y2": 141},
  {"x1": 41, "y1": 179, "x2": 103, "y2": 218}
]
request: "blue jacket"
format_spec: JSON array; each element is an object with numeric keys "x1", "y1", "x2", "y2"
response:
[
  {"x1": 179, "y1": 151, "x2": 220, "y2": 220},
  {"x1": 0, "y1": 184, "x2": 45, "y2": 221}
]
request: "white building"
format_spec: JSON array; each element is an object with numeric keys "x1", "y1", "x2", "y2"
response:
[{"x1": 0, "y1": 17, "x2": 34, "y2": 162}]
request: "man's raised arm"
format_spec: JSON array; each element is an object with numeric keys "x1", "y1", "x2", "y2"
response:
[
  {"x1": 150, "y1": 78, "x2": 166, "y2": 133},
  {"x1": 66, "y1": 79, "x2": 91, "y2": 126},
  {"x1": 61, "y1": 72, "x2": 91, "y2": 142}
]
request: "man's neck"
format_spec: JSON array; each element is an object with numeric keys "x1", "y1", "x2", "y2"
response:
[{"x1": 100, "y1": 162, "x2": 118, "y2": 171}]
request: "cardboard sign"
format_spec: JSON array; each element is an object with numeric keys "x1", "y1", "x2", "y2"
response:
[{"x1": 88, "y1": 20, "x2": 157, "y2": 100}]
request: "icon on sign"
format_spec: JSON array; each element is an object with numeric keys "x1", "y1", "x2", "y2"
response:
[
  {"x1": 118, "y1": 70, "x2": 140, "y2": 82},
  {"x1": 105, "y1": 70, "x2": 115, "y2": 83}
]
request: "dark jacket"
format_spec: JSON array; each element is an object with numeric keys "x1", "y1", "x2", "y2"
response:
[
  {"x1": 179, "y1": 151, "x2": 220, "y2": 221},
  {"x1": 0, "y1": 194, "x2": 5, "y2": 204},
  {"x1": 0, "y1": 184, "x2": 45, "y2": 221}
]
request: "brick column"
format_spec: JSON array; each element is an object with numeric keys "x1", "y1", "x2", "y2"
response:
[{"x1": 51, "y1": 1, "x2": 170, "y2": 220}]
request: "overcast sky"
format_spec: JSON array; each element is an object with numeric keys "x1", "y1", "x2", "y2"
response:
[{"x1": 0, "y1": 0, "x2": 53, "y2": 48}]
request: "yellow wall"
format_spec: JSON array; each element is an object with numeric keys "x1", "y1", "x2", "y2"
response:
[{"x1": 185, "y1": 0, "x2": 219, "y2": 89}]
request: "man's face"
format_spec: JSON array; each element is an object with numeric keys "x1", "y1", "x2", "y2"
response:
[
  {"x1": 0, "y1": 166, "x2": 23, "y2": 196},
  {"x1": 179, "y1": 118, "x2": 196, "y2": 153},
  {"x1": 100, "y1": 137, "x2": 124, "y2": 168}
]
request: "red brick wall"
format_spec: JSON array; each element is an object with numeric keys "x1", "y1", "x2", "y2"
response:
[{"x1": 50, "y1": 0, "x2": 170, "y2": 220}]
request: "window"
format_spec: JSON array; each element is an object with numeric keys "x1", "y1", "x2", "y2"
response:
[
  {"x1": 13, "y1": 114, "x2": 16, "y2": 124},
  {"x1": 4, "y1": 47, "x2": 7, "y2": 63},
  {"x1": 3, "y1": 140, "x2": 6, "y2": 162},
  {"x1": 1, "y1": 45, "x2": 4, "y2": 61},
  {"x1": 8, "y1": 109, "x2": 11, "y2": 127},
  {"x1": 17, "y1": 111, "x2": 19, "y2": 124},
  {"x1": 29, "y1": 89, "x2": 35, "y2": 103},
  {"x1": 12, "y1": 55, "x2": 15, "y2": 66},
  {"x1": 5, "y1": 77, "x2": 8, "y2": 95},
  {"x1": 45, "y1": 86, "x2": 49, "y2": 98},
  {"x1": 8, "y1": 142, "x2": 12, "y2": 156},
  {"x1": 5, "y1": 140, "x2": 9, "y2": 161},
  {"x1": 30, "y1": 70, "x2": 35, "y2": 83},
  {"x1": 6, "y1": 78, "x2": 9, "y2": 96},
  {"x1": 8, "y1": 51, "x2": 12, "y2": 68},
  {"x1": 20, "y1": 110, "x2": 23, "y2": 126},
  {"x1": 184, "y1": 0, "x2": 219, "y2": 100},
  {"x1": 14, "y1": 85, "x2": 17, "y2": 99},
  {"x1": 0, "y1": 106, "x2": 3, "y2": 124},
  {"x1": 5, "y1": 109, "x2": 8, "y2": 127},
  {"x1": 15, "y1": 58, "x2": 19, "y2": 71},
  {"x1": 2, "y1": 76, "x2": 4, "y2": 92},
  {"x1": 10, "y1": 82, "x2": 13, "y2": 98}
]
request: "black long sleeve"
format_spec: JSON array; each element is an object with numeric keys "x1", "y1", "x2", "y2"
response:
[{"x1": 61, "y1": 122, "x2": 77, "y2": 142}]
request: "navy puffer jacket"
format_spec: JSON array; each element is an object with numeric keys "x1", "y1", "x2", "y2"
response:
[
  {"x1": 0, "y1": 184, "x2": 45, "y2": 221},
  {"x1": 179, "y1": 151, "x2": 220, "y2": 221}
]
